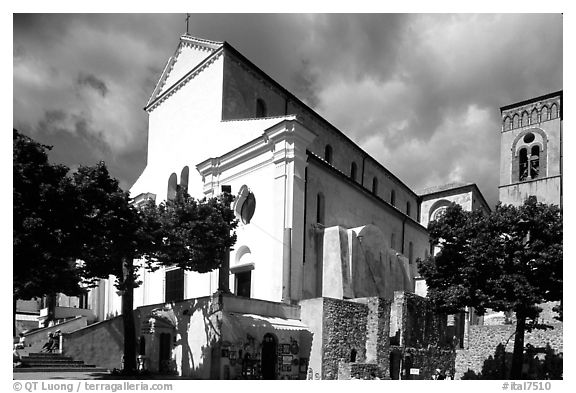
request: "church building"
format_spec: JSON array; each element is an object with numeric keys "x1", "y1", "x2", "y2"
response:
[{"x1": 30, "y1": 33, "x2": 494, "y2": 380}]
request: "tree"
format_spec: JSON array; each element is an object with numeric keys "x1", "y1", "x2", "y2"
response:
[
  {"x1": 71, "y1": 170, "x2": 237, "y2": 373},
  {"x1": 70, "y1": 162, "x2": 158, "y2": 372},
  {"x1": 14, "y1": 130, "x2": 238, "y2": 373},
  {"x1": 146, "y1": 189, "x2": 238, "y2": 273},
  {"x1": 13, "y1": 130, "x2": 85, "y2": 334},
  {"x1": 418, "y1": 197, "x2": 562, "y2": 379}
]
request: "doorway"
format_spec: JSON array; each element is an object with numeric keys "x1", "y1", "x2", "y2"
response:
[
  {"x1": 159, "y1": 333, "x2": 172, "y2": 374},
  {"x1": 261, "y1": 333, "x2": 278, "y2": 380}
]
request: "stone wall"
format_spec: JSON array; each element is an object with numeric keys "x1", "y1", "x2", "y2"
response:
[
  {"x1": 397, "y1": 292, "x2": 449, "y2": 349},
  {"x1": 321, "y1": 297, "x2": 368, "y2": 380},
  {"x1": 338, "y1": 361, "x2": 384, "y2": 380},
  {"x1": 364, "y1": 297, "x2": 391, "y2": 376},
  {"x1": 455, "y1": 322, "x2": 563, "y2": 379},
  {"x1": 402, "y1": 347, "x2": 456, "y2": 379},
  {"x1": 62, "y1": 316, "x2": 123, "y2": 371}
]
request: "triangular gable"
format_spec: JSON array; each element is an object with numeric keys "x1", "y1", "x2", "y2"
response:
[{"x1": 146, "y1": 35, "x2": 223, "y2": 107}]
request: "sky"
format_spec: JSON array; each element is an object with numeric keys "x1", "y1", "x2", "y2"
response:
[{"x1": 13, "y1": 13, "x2": 563, "y2": 208}]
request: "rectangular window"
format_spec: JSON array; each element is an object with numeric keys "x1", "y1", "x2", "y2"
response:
[
  {"x1": 165, "y1": 268, "x2": 184, "y2": 303},
  {"x1": 235, "y1": 271, "x2": 251, "y2": 298}
]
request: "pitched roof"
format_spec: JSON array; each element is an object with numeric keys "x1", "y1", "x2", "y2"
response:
[
  {"x1": 416, "y1": 182, "x2": 475, "y2": 196},
  {"x1": 146, "y1": 35, "x2": 224, "y2": 108}
]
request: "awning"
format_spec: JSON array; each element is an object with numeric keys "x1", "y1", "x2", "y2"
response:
[{"x1": 222, "y1": 312, "x2": 309, "y2": 343}]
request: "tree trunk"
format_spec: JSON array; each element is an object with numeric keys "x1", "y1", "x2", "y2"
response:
[
  {"x1": 511, "y1": 310, "x2": 526, "y2": 379},
  {"x1": 121, "y1": 257, "x2": 137, "y2": 373},
  {"x1": 13, "y1": 295, "x2": 18, "y2": 337}
]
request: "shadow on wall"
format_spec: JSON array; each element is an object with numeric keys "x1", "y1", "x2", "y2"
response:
[
  {"x1": 462, "y1": 343, "x2": 562, "y2": 380},
  {"x1": 146, "y1": 296, "x2": 221, "y2": 378}
]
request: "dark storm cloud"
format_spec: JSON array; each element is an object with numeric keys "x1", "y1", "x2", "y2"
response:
[
  {"x1": 77, "y1": 73, "x2": 108, "y2": 97},
  {"x1": 13, "y1": 14, "x2": 562, "y2": 204}
]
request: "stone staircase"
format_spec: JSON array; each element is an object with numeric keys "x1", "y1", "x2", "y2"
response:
[{"x1": 14, "y1": 352, "x2": 108, "y2": 373}]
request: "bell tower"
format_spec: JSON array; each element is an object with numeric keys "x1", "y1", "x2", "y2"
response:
[{"x1": 498, "y1": 91, "x2": 562, "y2": 207}]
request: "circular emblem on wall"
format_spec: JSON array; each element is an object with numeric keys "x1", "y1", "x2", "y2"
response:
[{"x1": 233, "y1": 185, "x2": 256, "y2": 225}]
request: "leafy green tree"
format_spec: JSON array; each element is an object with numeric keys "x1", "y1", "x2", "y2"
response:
[
  {"x1": 146, "y1": 189, "x2": 238, "y2": 273},
  {"x1": 13, "y1": 130, "x2": 84, "y2": 334},
  {"x1": 62, "y1": 168, "x2": 238, "y2": 374},
  {"x1": 70, "y1": 162, "x2": 158, "y2": 372},
  {"x1": 418, "y1": 197, "x2": 562, "y2": 379},
  {"x1": 14, "y1": 130, "x2": 237, "y2": 373}
]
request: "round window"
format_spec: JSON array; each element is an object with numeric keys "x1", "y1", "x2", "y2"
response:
[
  {"x1": 523, "y1": 132, "x2": 535, "y2": 144},
  {"x1": 432, "y1": 206, "x2": 448, "y2": 222},
  {"x1": 233, "y1": 185, "x2": 256, "y2": 225}
]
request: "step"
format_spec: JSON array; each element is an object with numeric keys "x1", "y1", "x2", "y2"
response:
[
  {"x1": 26, "y1": 352, "x2": 66, "y2": 356},
  {"x1": 22, "y1": 362, "x2": 88, "y2": 367},
  {"x1": 23, "y1": 356, "x2": 74, "y2": 361},
  {"x1": 14, "y1": 367, "x2": 109, "y2": 373}
]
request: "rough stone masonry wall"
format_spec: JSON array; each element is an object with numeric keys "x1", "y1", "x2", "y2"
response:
[
  {"x1": 392, "y1": 292, "x2": 455, "y2": 379},
  {"x1": 455, "y1": 323, "x2": 563, "y2": 379},
  {"x1": 365, "y1": 297, "x2": 391, "y2": 376},
  {"x1": 403, "y1": 346, "x2": 457, "y2": 379},
  {"x1": 322, "y1": 298, "x2": 368, "y2": 380},
  {"x1": 402, "y1": 292, "x2": 449, "y2": 349}
]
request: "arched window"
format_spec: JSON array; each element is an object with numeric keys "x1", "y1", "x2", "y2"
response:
[
  {"x1": 180, "y1": 166, "x2": 189, "y2": 194},
  {"x1": 512, "y1": 129, "x2": 548, "y2": 183},
  {"x1": 167, "y1": 173, "x2": 177, "y2": 201},
  {"x1": 406, "y1": 201, "x2": 411, "y2": 216},
  {"x1": 390, "y1": 233, "x2": 396, "y2": 250},
  {"x1": 512, "y1": 114, "x2": 520, "y2": 129},
  {"x1": 408, "y1": 242, "x2": 414, "y2": 264},
  {"x1": 324, "y1": 145, "x2": 333, "y2": 164},
  {"x1": 372, "y1": 177, "x2": 378, "y2": 194},
  {"x1": 550, "y1": 103, "x2": 558, "y2": 119},
  {"x1": 521, "y1": 111, "x2": 529, "y2": 127},
  {"x1": 504, "y1": 116, "x2": 512, "y2": 130},
  {"x1": 541, "y1": 106, "x2": 549, "y2": 121},
  {"x1": 316, "y1": 193, "x2": 325, "y2": 225},
  {"x1": 390, "y1": 189, "x2": 396, "y2": 206},
  {"x1": 530, "y1": 145, "x2": 540, "y2": 179},
  {"x1": 350, "y1": 162, "x2": 357, "y2": 182},
  {"x1": 519, "y1": 148, "x2": 528, "y2": 181},
  {"x1": 531, "y1": 108, "x2": 539, "y2": 124},
  {"x1": 256, "y1": 98, "x2": 267, "y2": 118}
]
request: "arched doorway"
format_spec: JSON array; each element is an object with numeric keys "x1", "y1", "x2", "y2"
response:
[{"x1": 261, "y1": 333, "x2": 278, "y2": 380}]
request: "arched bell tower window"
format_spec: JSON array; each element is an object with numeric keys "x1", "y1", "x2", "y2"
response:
[
  {"x1": 513, "y1": 129, "x2": 547, "y2": 183},
  {"x1": 324, "y1": 145, "x2": 333, "y2": 164},
  {"x1": 519, "y1": 148, "x2": 528, "y2": 181},
  {"x1": 406, "y1": 201, "x2": 411, "y2": 217},
  {"x1": 350, "y1": 162, "x2": 357, "y2": 182},
  {"x1": 530, "y1": 145, "x2": 540, "y2": 179},
  {"x1": 390, "y1": 189, "x2": 396, "y2": 206},
  {"x1": 256, "y1": 98, "x2": 267, "y2": 118},
  {"x1": 372, "y1": 177, "x2": 378, "y2": 195}
]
